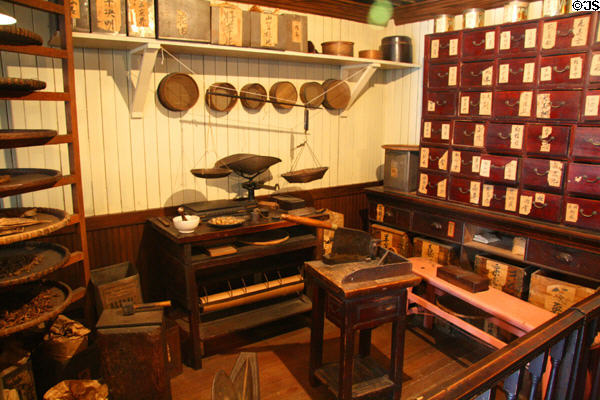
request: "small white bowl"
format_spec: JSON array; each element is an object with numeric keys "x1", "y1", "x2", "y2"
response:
[{"x1": 172, "y1": 215, "x2": 200, "y2": 233}]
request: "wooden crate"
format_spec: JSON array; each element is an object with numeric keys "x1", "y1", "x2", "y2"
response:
[
  {"x1": 474, "y1": 255, "x2": 529, "y2": 299},
  {"x1": 127, "y1": 0, "x2": 155, "y2": 38},
  {"x1": 211, "y1": 4, "x2": 251, "y2": 47},
  {"x1": 370, "y1": 224, "x2": 411, "y2": 257},
  {"x1": 250, "y1": 11, "x2": 285, "y2": 50},
  {"x1": 90, "y1": 262, "x2": 143, "y2": 315},
  {"x1": 528, "y1": 270, "x2": 597, "y2": 314},
  {"x1": 280, "y1": 14, "x2": 308, "y2": 52},
  {"x1": 156, "y1": 0, "x2": 210, "y2": 42},
  {"x1": 90, "y1": 0, "x2": 126, "y2": 34},
  {"x1": 413, "y1": 237, "x2": 457, "y2": 265}
]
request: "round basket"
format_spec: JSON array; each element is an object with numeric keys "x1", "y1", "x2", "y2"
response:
[
  {"x1": 299, "y1": 82, "x2": 325, "y2": 108},
  {"x1": 0, "y1": 26, "x2": 42, "y2": 45},
  {"x1": 206, "y1": 82, "x2": 238, "y2": 112},
  {"x1": 322, "y1": 79, "x2": 351, "y2": 110},
  {"x1": 240, "y1": 83, "x2": 267, "y2": 110},
  {"x1": 157, "y1": 73, "x2": 199, "y2": 112},
  {"x1": 269, "y1": 81, "x2": 297, "y2": 110}
]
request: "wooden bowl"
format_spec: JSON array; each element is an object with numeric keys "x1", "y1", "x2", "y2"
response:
[
  {"x1": 300, "y1": 82, "x2": 325, "y2": 108},
  {"x1": 206, "y1": 82, "x2": 237, "y2": 112},
  {"x1": 269, "y1": 81, "x2": 297, "y2": 110},
  {"x1": 359, "y1": 49, "x2": 382, "y2": 60},
  {"x1": 240, "y1": 83, "x2": 267, "y2": 110},
  {"x1": 157, "y1": 73, "x2": 199, "y2": 112},
  {"x1": 321, "y1": 41, "x2": 354, "y2": 57},
  {"x1": 322, "y1": 79, "x2": 351, "y2": 110}
]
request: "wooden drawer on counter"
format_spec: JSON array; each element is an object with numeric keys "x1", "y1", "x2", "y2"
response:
[
  {"x1": 498, "y1": 21, "x2": 538, "y2": 57},
  {"x1": 535, "y1": 91, "x2": 581, "y2": 121},
  {"x1": 428, "y1": 33, "x2": 460, "y2": 62},
  {"x1": 412, "y1": 211, "x2": 463, "y2": 243},
  {"x1": 522, "y1": 158, "x2": 565, "y2": 193},
  {"x1": 566, "y1": 163, "x2": 600, "y2": 198},
  {"x1": 572, "y1": 126, "x2": 600, "y2": 161},
  {"x1": 478, "y1": 154, "x2": 520, "y2": 185},
  {"x1": 420, "y1": 147, "x2": 449, "y2": 172},
  {"x1": 459, "y1": 91, "x2": 493, "y2": 118},
  {"x1": 538, "y1": 53, "x2": 586, "y2": 88},
  {"x1": 525, "y1": 124, "x2": 570, "y2": 158},
  {"x1": 450, "y1": 150, "x2": 482, "y2": 178},
  {"x1": 496, "y1": 58, "x2": 536, "y2": 89},
  {"x1": 462, "y1": 28, "x2": 496, "y2": 60},
  {"x1": 541, "y1": 14, "x2": 592, "y2": 53},
  {"x1": 448, "y1": 176, "x2": 481, "y2": 206},
  {"x1": 422, "y1": 120, "x2": 451, "y2": 146},
  {"x1": 424, "y1": 91, "x2": 457, "y2": 117},
  {"x1": 480, "y1": 184, "x2": 519, "y2": 214},
  {"x1": 485, "y1": 122, "x2": 525, "y2": 154},
  {"x1": 327, "y1": 294, "x2": 400, "y2": 328},
  {"x1": 493, "y1": 91, "x2": 534, "y2": 120},
  {"x1": 428, "y1": 63, "x2": 459, "y2": 89},
  {"x1": 564, "y1": 196, "x2": 600, "y2": 231},
  {"x1": 460, "y1": 61, "x2": 494, "y2": 89},
  {"x1": 368, "y1": 202, "x2": 411, "y2": 231},
  {"x1": 518, "y1": 190, "x2": 563, "y2": 223},
  {"x1": 417, "y1": 171, "x2": 448, "y2": 200},
  {"x1": 452, "y1": 121, "x2": 486, "y2": 149},
  {"x1": 527, "y1": 239, "x2": 600, "y2": 280}
]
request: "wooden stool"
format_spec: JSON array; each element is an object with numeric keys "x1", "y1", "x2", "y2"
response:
[{"x1": 305, "y1": 259, "x2": 421, "y2": 400}]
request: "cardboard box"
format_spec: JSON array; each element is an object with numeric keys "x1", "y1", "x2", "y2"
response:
[
  {"x1": 90, "y1": 0, "x2": 126, "y2": 35},
  {"x1": 528, "y1": 270, "x2": 597, "y2": 314},
  {"x1": 474, "y1": 255, "x2": 530, "y2": 299},
  {"x1": 370, "y1": 224, "x2": 411, "y2": 257},
  {"x1": 90, "y1": 262, "x2": 143, "y2": 315},
  {"x1": 127, "y1": 0, "x2": 155, "y2": 38},
  {"x1": 156, "y1": 0, "x2": 210, "y2": 42},
  {"x1": 211, "y1": 4, "x2": 251, "y2": 47},
  {"x1": 413, "y1": 237, "x2": 457, "y2": 265}
]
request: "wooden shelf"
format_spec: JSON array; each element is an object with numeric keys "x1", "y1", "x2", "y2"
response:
[
  {"x1": 463, "y1": 239, "x2": 525, "y2": 263},
  {"x1": 0, "y1": 44, "x2": 67, "y2": 59}
]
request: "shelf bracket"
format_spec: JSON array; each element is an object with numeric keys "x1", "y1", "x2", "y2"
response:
[
  {"x1": 128, "y1": 42, "x2": 161, "y2": 119},
  {"x1": 340, "y1": 62, "x2": 380, "y2": 110}
]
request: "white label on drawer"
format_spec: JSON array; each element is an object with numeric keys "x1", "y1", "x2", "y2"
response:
[
  {"x1": 591, "y1": 54, "x2": 600, "y2": 76},
  {"x1": 391, "y1": 161, "x2": 398, "y2": 177},
  {"x1": 519, "y1": 91, "x2": 533, "y2": 117},
  {"x1": 431, "y1": 39, "x2": 439, "y2": 58},
  {"x1": 437, "y1": 179, "x2": 447, "y2": 198},
  {"x1": 485, "y1": 259, "x2": 508, "y2": 287},
  {"x1": 472, "y1": 155, "x2": 481, "y2": 173},
  {"x1": 376, "y1": 204, "x2": 384, "y2": 222},
  {"x1": 441, "y1": 124, "x2": 450, "y2": 140},
  {"x1": 474, "y1": 124, "x2": 485, "y2": 148},
  {"x1": 545, "y1": 285, "x2": 576, "y2": 314},
  {"x1": 566, "y1": 202, "x2": 579, "y2": 222},
  {"x1": 537, "y1": 93, "x2": 551, "y2": 119},
  {"x1": 470, "y1": 180, "x2": 481, "y2": 204},
  {"x1": 500, "y1": 31, "x2": 510, "y2": 51},
  {"x1": 541, "y1": 139, "x2": 552, "y2": 153},
  {"x1": 542, "y1": 126, "x2": 553, "y2": 138},
  {"x1": 504, "y1": 160, "x2": 518, "y2": 181},
  {"x1": 542, "y1": 21, "x2": 556, "y2": 49},
  {"x1": 571, "y1": 16, "x2": 589, "y2": 47},
  {"x1": 525, "y1": 28, "x2": 537, "y2": 48},
  {"x1": 423, "y1": 121, "x2": 432, "y2": 138},
  {"x1": 447, "y1": 221, "x2": 455, "y2": 238},
  {"x1": 427, "y1": 100, "x2": 436, "y2": 112},
  {"x1": 482, "y1": 66, "x2": 493, "y2": 86},
  {"x1": 585, "y1": 95, "x2": 600, "y2": 116},
  {"x1": 505, "y1": 187, "x2": 518, "y2": 212},
  {"x1": 479, "y1": 159, "x2": 491, "y2": 178},
  {"x1": 451, "y1": 151, "x2": 461, "y2": 173},
  {"x1": 535, "y1": 192, "x2": 546, "y2": 205},
  {"x1": 482, "y1": 184, "x2": 494, "y2": 207},
  {"x1": 460, "y1": 96, "x2": 470, "y2": 114},
  {"x1": 449, "y1": 38, "x2": 458, "y2": 56},
  {"x1": 438, "y1": 151, "x2": 448, "y2": 170},
  {"x1": 510, "y1": 125, "x2": 524, "y2": 150},
  {"x1": 519, "y1": 194, "x2": 533, "y2": 215},
  {"x1": 420, "y1": 147, "x2": 429, "y2": 168},
  {"x1": 448, "y1": 66, "x2": 457, "y2": 86},
  {"x1": 499, "y1": 64, "x2": 509, "y2": 84},
  {"x1": 523, "y1": 63, "x2": 535, "y2": 83},
  {"x1": 570, "y1": 56, "x2": 583, "y2": 80},
  {"x1": 418, "y1": 173, "x2": 428, "y2": 194},
  {"x1": 540, "y1": 66, "x2": 552, "y2": 82},
  {"x1": 479, "y1": 92, "x2": 492, "y2": 116},
  {"x1": 548, "y1": 160, "x2": 563, "y2": 188},
  {"x1": 486, "y1": 31, "x2": 496, "y2": 50}
]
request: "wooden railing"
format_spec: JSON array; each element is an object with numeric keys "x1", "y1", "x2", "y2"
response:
[{"x1": 417, "y1": 291, "x2": 600, "y2": 400}]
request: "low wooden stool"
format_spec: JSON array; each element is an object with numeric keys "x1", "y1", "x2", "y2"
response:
[{"x1": 305, "y1": 259, "x2": 421, "y2": 400}]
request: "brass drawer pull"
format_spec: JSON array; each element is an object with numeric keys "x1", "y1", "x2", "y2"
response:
[
  {"x1": 492, "y1": 194, "x2": 506, "y2": 200},
  {"x1": 580, "y1": 209, "x2": 598, "y2": 218},
  {"x1": 472, "y1": 39, "x2": 486, "y2": 47},
  {"x1": 511, "y1": 34, "x2": 525, "y2": 42},
  {"x1": 552, "y1": 65, "x2": 570, "y2": 74},
  {"x1": 509, "y1": 67, "x2": 524, "y2": 75},
  {"x1": 458, "y1": 187, "x2": 470, "y2": 194},
  {"x1": 550, "y1": 101, "x2": 566, "y2": 109},
  {"x1": 537, "y1": 135, "x2": 555, "y2": 142},
  {"x1": 436, "y1": 72, "x2": 449, "y2": 78},
  {"x1": 440, "y1": 42, "x2": 451, "y2": 49},
  {"x1": 556, "y1": 252, "x2": 573, "y2": 263},
  {"x1": 556, "y1": 28, "x2": 574, "y2": 37},
  {"x1": 384, "y1": 210, "x2": 394, "y2": 217},
  {"x1": 427, "y1": 183, "x2": 436, "y2": 189},
  {"x1": 497, "y1": 132, "x2": 511, "y2": 140},
  {"x1": 429, "y1": 155, "x2": 441, "y2": 162},
  {"x1": 461, "y1": 159, "x2": 473, "y2": 165},
  {"x1": 533, "y1": 168, "x2": 549, "y2": 176},
  {"x1": 490, "y1": 163, "x2": 506, "y2": 169},
  {"x1": 470, "y1": 100, "x2": 480, "y2": 107},
  {"x1": 463, "y1": 130, "x2": 475, "y2": 137},
  {"x1": 435, "y1": 100, "x2": 448, "y2": 106},
  {"x1": 431, "y1": 128, "x2": 443, "y2": 134},
  {"x1": 504, "y1": 99, "x2": 519, "y2": 107},
  {"x1": 578, "y1": 175, "x2": 600, "y2": 184},
  {"x1": 585, "y1": 137, "x2": 600, "y2": 146},
  {"x1": 430, "y1": 222, "x2": 443, "y2": 230},
  {"x1": 533, "y1": 201, "x2": 547, "y2": 209},
  {"x1": 470, "y1": 70, "x2": 483, "y2": 77}
]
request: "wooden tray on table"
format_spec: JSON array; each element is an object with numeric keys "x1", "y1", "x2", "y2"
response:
[
  {"x1": 0, "y1": 207, "x2": 69, "y2": 245},
  {"x1": 0, "y1": 168, "x2": 61, "y2": 197},
  {"x1": 0, "y1": 242, "x2": 70, "y2": 288}
]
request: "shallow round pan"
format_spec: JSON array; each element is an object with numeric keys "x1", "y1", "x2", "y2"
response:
[
  {"x1": 282, "y1": 167, "x2": 328, "y2": 183},
  {"x1": 158, "y1": 73, "x2": 199, "y2": 112},
  {"x1": 215, "y1": 154, "x2": 281, "y2": 176},
  {"x1": 0, "y1": 26, "x2": 43, "y2": 46},
  {"x1": 190, "y1": 167, "x2": 232, "y2": 179}
]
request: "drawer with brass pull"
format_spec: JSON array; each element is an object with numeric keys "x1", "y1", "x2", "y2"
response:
[
  {"x1": 424, "y1": 91, "x2": 457, "y2": 117},
  {"x1": 420, "y1": 147, "x2": 449, "y2": 172},
  {"x1": 422, "y1": 120, "x2": 452, "y2": 146},
  {"x1": 526, "y1": 239, "x2": 600, "y2": 280},
  {"x1": 485, "y1": 122, "x2": 525, "y2": 154},
  {"x1": 540, "y1": 14, "x2": 591, "y2": 54},
  {"x1": 538, "y1": 53, "x2": 586, "y2": 88},
  {"x1": 449, "y1": 149, "x2": 483, "y2": 178},
  {"x1": 452, "y1": 121, "x2": 486, "y2": 148},
  {"x1": 427, "y1": 33, "x2": 460, "y2": 63},
  {"x1": 368, "y1": 201, "x2": 411, "y2": 231},
  {"x1": 448, "y1": 176, "x2": 482, "y2": 206},
  {"x1": 496, "y1": 58, "x2": 537, "y2": 89},
  {"x1": 428, "y1": 63, "x2": 459, "y2": 89},
  {"x1": 416, "y1": 171, "x2": 448, "y2": 200},
  {"x1": 479, "y1": 184, "x2": 517, "y2": 214},
  {"x1": 572, "y1": 126, "x2": 600, "y2": 161},
  {"x1": 498, "y1": 21, "x2": 538, "y2": 57},
  {"x1": 535, "y1": 90, "x2": 581, "y2": 121},
  {"x1": 564, "y1": 196, "x2": 600, "y2": 231},
  {"x1": 525, "y1": 124, "x2": 570, "y2": 158},
  {"x1": 582, "y1": 90, "x2": 600, "y2": 122},
  {"x1": 518, "y1": 189, "x2": 563, "y2": 223},
  {"x1": 462, "y1": 28, "x2": 497, "y2": 60},
  {"x1": 522, "y1": 158, "x2": 565, "y2": 193},
  {"x1": 458, "y1": 91, "x2": 493, "y2": 118},
  {"x1": 412, "y1": 210, "x2": 463, "y2": 243},
  {"x1": 478, "y1": 155, "x2": 520, "y2": 184},
  {"x1": 460, "y1": 61, "x2": 494, "y2": 89},
  {"x1": 493, "y1": 90, "x2": 535, "y2": 120},
  {"x1": 566, "y1": 163, "x2": 600, "y2": 198}
]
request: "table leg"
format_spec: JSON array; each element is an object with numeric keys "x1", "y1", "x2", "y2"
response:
[
  {"x1": 359, "y1": 329, "x2": 372, "y2": 357},
  {"x1": 187, "y1": 266, "x2": 203, "y2": 369},
  {"x1": 390, "y1": 291, "x2": 408, "y2": 400},
  {"x1": 339, "y1": 310, "x2": 355, "y2": 400},
  {"x1": 309, "y1": 284, "x2": 326, "y2": 386}
]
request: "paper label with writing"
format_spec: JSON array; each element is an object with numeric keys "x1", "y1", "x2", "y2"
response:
[
  {"x1": 537, "y1": 93, "x2": 551, "y2": 119},
  {"x1": 566, "y1": 203, "x2": 579, "y2": 223},
  {"x1": 482, "y1": 184, "x2": 493, "y2": 207},
  {"x1": 421, "y1": 241, "x2": 440, "y2": 261},
  {"x1": 427, "y1": 100, "x2": 436, "y2": 112},
  {"x1": 260, "y1": 13, "x2": 279, "y2": 47},
  {"x1": 418, "y1": 173, "x2": 428, "y2": 194},
  {"x1": 474, "y1": 125, "x2": 485, "y2": 147},
  {"x1": 486, "y1": 31, "x2": 496, "y2": 50},
  {"x1": 438, "y1": 151, "x2": 448, "y2": 170},
  {"x1": 570, "y1": 57, "x2": 583, "y2": 80},
  {"x1": 376, "y1": 204, "x2": 384, "y2": 222},
  {"x1": 447, "y1": 221, "x2": 455, "y2": 238},
  {"x1": 585, "y1": 95, "x2": 600, "y2": 117},
  {"x1": 218, "y1": 7, "x2": 243, "y2": 46},
  {"x1": 460, "y1": 96, "x2": 469, "y2": 115},
  {"x1": 129, "y1": 0, "x2": 150, "y2": 28},
  {"x1": 449, "y1": 39, "x2": 458, "y2": 56},
  {"x1": 479, "y1": 92, "x2": 492, "y2": 116},
  {"x1": 176, "y1": 9, "x2": 189, "y2": 36},
  {"x1": 96, "y1": 0, "x2": 122, "y2": 32},
  {"x1": 390, "y1": 161, "x2": 398, "y2": 178},
  {"x1": 571, "y1": 16, "x2": 589, "y2": 47},
  {"x1": 523, "y1": 63, "x2": 535, "y2": 83},
  {"x1": 499, "y1": 64, "x2": 509, "y2": 84},
  {"x1": 423, "y1": 121, "x2": 431, "y2": 138},
  {"x1": 545, "y1": 285, "x2": 576, "y2": 314},
  {"x1": 510, "y1": 125, "x2": 524, "y2": 150},
  {"x1": 541, "y1": 139, "x2": 551, "y2": 152},
  {"x1": 482, "y1": 66, "x2": 493, "y2": 86},
  {"x1": 472, "y1": 155, "x2": 481, "y2": 173},
  {"x1": 441, "y1": 124, "x2": 450, "y2": 140},
  {"x1": 291, "y1": 20, "x2": 303, "y2": 43},
  {"x1": 500, "y1": 31, "x2": 510, "y2": 50},
  {"x1": 535, "y1": 192, "x2": 546, "y2": 205},
  {"x1": 485, "y1": 259, "x2": 509, "y2": 287},
  {"x1": 542, "y1": 21, "x2": 556, "y2": 49},
  {"x1": 591, "y1": 54, "x2": 600, "y2": 76},
  {"x1": 451, "y1": 151, "x2": 461, "y2": 173},
  {"x1": 548, "y1": 160, "x2": 563, "y2": 187},
  {"x1": 519, "y1": 91, "x2": 533, "y2": 117},
  {"x1": 71, "y1": 0, "x2": 81, "y2": 19},
  {"x1": 448, "y1": 66, "x2": 457, "y2": 86},
  {"x1": 431, "y1": 39, "x2": 439, "y2": 58},
  {"x1": 505, "y1": 187, "x2": 518, "y2": 212},
  {"x1": 519, "y1": 195, "x2": 533, "y2": 215},
  {"x1": 525, "y1": 28, "x2": 537, "y2": 48},
  {"x1": 437, "y1": 179, "x2": 447, "y2": 198},
  {"x1": 504, "y1": 160, "x2": 518, "y2": 181},
  {"x1": 420, "y1": 148, "x2": 429, "y2": 168},
  {"x1": 470, "y1": 181, "x2": 481, "y2": 204},
  {"x1": 540, "y1": 66, "x2": 552, "y2": 82},
  {"x1": 542, "y1": 126, "x2": 553, "y2": 139},
  {"x1": 479, "y1": 159, "x2": 491, "y2": 178}
]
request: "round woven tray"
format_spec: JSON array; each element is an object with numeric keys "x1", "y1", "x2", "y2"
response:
[
  {"x1": 282, "y1": 167, "x2": 328, "y2": 183},
  {"x1": 0, "y1": 77, "x2": 46, "y2": 92},
  {"x1": 0, "y1": 207, "x2": 69, "y2": 246},
  {"x1": 206, "y1": 82, "x2": 237, "y2": 112},
  {"x1": 190, "y1": 167, "x2": 232, "y2": 179},
  {"x1": 0, "y1": 242, "x2": 70, "y2": 288},
  {"x1": 0, "y1": 129, "x2": 57, "y2": 146},
  {"x1": 0, "y1": 168, "x2": 61, "y2": 197},
  {"x1": 157, "y1": 73, "x2": 199, "y2": 112},
  {"x1": 0, "y1": 26, "x2": 43, "y2": 45}
]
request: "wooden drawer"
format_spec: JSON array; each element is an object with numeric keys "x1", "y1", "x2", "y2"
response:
[
  {"x1": 541, "y1": 14, "x2": 591, "y2": 53},
  {"x1": 428, "y1": 33, "x2": 460, "y2": 62},
  {"x1": 525, "y1": 124, "x2": 570, "y2": 158},
  {"x1": 420, "y1": 147, "x2": 449, "y2": 172},
  {"x1": 449, "y1": 149, "x2": 482, "y2": 178},
  {"x1": 422, "y1": 120, "x2": 451, "y2": 146},
  {"x1": 496, "y1": 58, "x2": 537, "y2": 89},
  {"x1": 474, "y1": 255, "x2": 529, "y2": 298},
  {"x1": 527, "y1": 240, "x2": 600, "y2": 280},
  {"x1": 417, "y1": 171, "x2": 448, "y2": 200},
  {"x1": 493, "y1": 90, "x2": 534, "y2": 120},
  {"x1": 326, "y1": 294, "x2": 343, "y2": 326},
  {"x1": 424, "y1": 91, "x2": 457, "y2": 117},
  {"x1": 460, "y1": 61, "x2": 494, "y2": 89},
  {"x1": 412, "y1": 213, "x2": 463, "y2": 243},
  {"x1": 481, "y1": 184, "x2": 519, "y2": 214},
  {"x1": 538, "y1": 53, "x2": 586, "y2": 88},
  {"x1": 498, "y1": 21, "x2": 538, "y2": 57},
  {"x1": 368, "y1": 202, "x2": 411, "y2": 231},
  {"x1": 485, "y1": 122, "x2": 525, "y2": 154},
  {"x1": 413, "y1": 237, "x2": 459, "y2": 264},
  {"x1": 452, "y1": 121, "x2": 486, "y2": 149},
  {"x1": 528, "y1": 270, "x2": 597, "y2": 313},
  {"x1": 356, "y1": 295, "x2": 398, "y2": 326},
  {"x1": 564, "y1": 196, "x2": 600, "y2": 231},
  {"x1": 448, "y1": 176, "x2": 481, "y2": 206},
  {"x1": 370, "y1": 224, "x2": 411, "y2": 258},
  {"x1": 522, "y1": 158, "x2": 565, "y2": 193},
  {"x1": 572, "y1": 126, "x2": 600, "y2": 162},
  {"x1": 518, "y1": 189, "x2": 563, "y2": 223},
  {"x1": 458, "y1": 91, "x2": 493, "y2": 118},
  {"x1": 478, "y1": 155, "x2": 520, "y2": 184},
  {"x1": 535, "y1": 91, "x2": 581, "y2": 121},
  {"x1": 589, "y1": 52, "x2": 600, "y2": 83},
  {"x1": 582, "y1": 90, "x2": 600, "y2": 121},
  {"x1": 462, "y1": 28, "x2": 496, "y2": 60},
  {"x1": 566, "y1": 163, "x2": 600, "y2": 198},
  {"x1": 428, "y1": 63, "x2": 459, "y2": 89}
]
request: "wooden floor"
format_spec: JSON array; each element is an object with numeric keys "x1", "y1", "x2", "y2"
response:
[{"x1": 170, "y1": 315, "x2": 493, "y2": 399}]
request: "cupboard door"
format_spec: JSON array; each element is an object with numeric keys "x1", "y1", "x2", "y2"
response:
[
  {"x1": 478, "y1": 154, "x2": 520, "y2": 184},
  {"x1": 496, "y1": 58, "x2": 537, "y2": 89},
  {"x1": 419, "y1": 147, "x2": 449, "y2": 172},
  {"x1": 452, "y1": 121, "x2": 486, "y2": 148},
  {"x1": 424, "y1": 91, "x2": 457, "y2": 117},
  {"x1": 572, "y1": 126, "x2": 600, "y2": 161},
  {"x1": 462, "y1": 28, "x2": 497, "y2": 60},
  {"x1": 541, "y1": 14, "x2": 591, "y2": 53},
  {"x1": 564, "y1": 197, "x2": 600, "y2": 231},
  {"x1": 525, "y1": 124, "x2": 570, "y2": 158},
  {"x1": 428, "y1": 33, "x2": 460, "y2": 63},
  {"x1": 498, "y1": 21, "x2": 538, "y2": 56},
  {"x1": 449, "y1": 150, "x2": 483, "y2": 178},
  {"x1": 417, "y1": 171, "x2": 448, "y2": 200},
  {"x1": 493, "y1": 90, "x2": 534, "y2": 120},
  {"x1": 485, "y1": 122, "x2": 525, "y2": 154},
  {"x1": 421, "y1": 120, "x2": 452, "y2": 146},
  {"x1": 538, "y1": 53, "x2": 586, "y2": 88},
  {"x1": 460, "y1": 61, "x2": 494, "y2": 89},
  {"x1": 428, "y1": 63, "x2": 459, "y2": 89},
  {"x1": 535, "y1": 91, "x2": 581, "y2": 121},
  {"x1": 566, "y1": 163, "x2": 600, "y2": 198},
  {"x1": 448, "y1": 176, "x2": 482, "y2": 206},
  {"x1": 522, "y1": 158, "x2": 565, "y2": 193},
  {"x1": 458, "y1": 91, "x2": 493, "y2": 118},
  {"x1": 518, "y1": 190, "x2": 563, "y2": 223},
  {"x1": 480, "y1": 184, "x2": 519, "y2": 214}
]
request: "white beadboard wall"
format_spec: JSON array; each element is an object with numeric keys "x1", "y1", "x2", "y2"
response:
[{"x1": 0, "y1": 1, "x2": 543, "y2": 217}]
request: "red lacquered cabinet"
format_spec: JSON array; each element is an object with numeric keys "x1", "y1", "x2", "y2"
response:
[
  {"x1": 417, "y1": 171, "x2": 448, "y2": 200},
  {"x1": 460, "y1": 61, "x2": 494, "y2": 89},
  {"x1": 448, "y1": 176, "x2": 481, "y2": 206},
  {"x1": 493, "y1": 91, "x2": 534, "y2": 120},
  {"x1": 462, "y1": 28, "x2": 497, "y2": 60},
  {"x1": 452, "y1": 121, "x2": 486, "y2": 148},
  {"x1": 424, "y1": 91, "x2": 457, "y2": 117},
  {"x1": 564, "y1": 197, "x2": 600, "y2": 230},
  {"x1": 458, "y1": 91, "x2": 493, "y2": 118},
  {"x1": 422, "y1": 120, "x2": 452, "y2": 146},
  {"x1": 566, "y1": 163, "x2": 600, "y2": 198},
  {"x1": 518, "y1": 189, "x2": 563, "y2": 223},
  {"x1": 428, "y1": 63, "x2": 459, "y2": 89},
  {"x1": 525, "y1": 124, "x2": 570, "y2": 158},
  {"x1": 478, "y1": 154, "x2": 520, "y2": 184},
  {"x1": 485, "y1": 122, "x2": 525, "y2": 154},
  {"x1": 522, "y1": 158, "x2": 566, "y2": 193},
  {"x1": 535, "y1": 91, "x2": 581, "y2": 121},
  {"x1": 498, "y1": 21, "x2": 538, "y2": 57},
  {"x1": 420, "y1": 147, "x2": 449, "y2": 172},
  {"x1": 449, "y1": 150, "x2": 483, "y2": 178},
  {"x1": 538, "y1": 53, "x2": 586, "y2": 88},
  {"x1": 496, "y1": 58, "x2": 537, "y2": 89}
]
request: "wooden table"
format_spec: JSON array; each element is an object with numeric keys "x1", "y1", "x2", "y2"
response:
[{"x1": 304, "y1": 259, "x2": 421, "y2": 400}]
